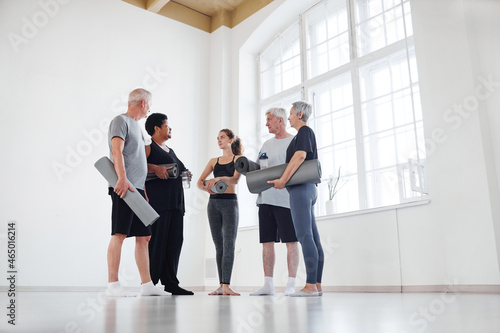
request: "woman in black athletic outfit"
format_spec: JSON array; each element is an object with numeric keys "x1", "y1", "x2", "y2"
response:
[{"x1": 197, "y1": 129, "x2": 243, "y2": 296}]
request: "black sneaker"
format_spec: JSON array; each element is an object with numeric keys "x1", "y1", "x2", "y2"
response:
[{"x1": 165, "y1": 285, "x2": 194, "y2": 295}]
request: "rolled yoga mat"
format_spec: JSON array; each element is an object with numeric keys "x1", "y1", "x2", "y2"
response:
[
  {"x1": 145, "y1": 163, "x2": 179, "y2": 181},
  {"x1": 235, "y1": 156, "x2": 260, "y2": 175},
  {"x1": 204, "y1": 180, "x2": 229, "y2": 194},
  {"x1": 94, "y1": 157, "x2": 160, "y2": 227},
  {"x1": 245, "y1": 159, "x2": 322, "y2": 194}
]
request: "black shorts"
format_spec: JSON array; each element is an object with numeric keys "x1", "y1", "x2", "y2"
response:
[
  {"x1": 109, "y1": 188, "x2": 152, "y2": 237},
  {"x1": 258, "y1": 204, "x2": 298, "y2": 243}
]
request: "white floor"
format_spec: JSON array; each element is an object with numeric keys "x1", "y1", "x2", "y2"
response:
[{"x1": 3, "y1": 291, "x2": 500, "y2": 332}]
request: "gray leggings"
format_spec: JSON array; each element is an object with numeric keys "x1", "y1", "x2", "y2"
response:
[
  {"x1": 288, "y1": 183, "x2": 324, "y2": 284},
  {"x1": 207, "y1": 196, "x2": 239, "y2": 284}
]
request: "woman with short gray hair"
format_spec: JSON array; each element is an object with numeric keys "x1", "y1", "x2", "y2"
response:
[{"x1": 268, "y1": 101, "x2": 324, "y2": 297}]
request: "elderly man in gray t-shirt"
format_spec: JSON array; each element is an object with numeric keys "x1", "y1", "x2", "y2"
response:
[
  {"x1": 106, "y1": 88, "x2": 168, "y2": 297},
  {"x1": 250, "y1": 107, "x2": 299, "y2": 296}
]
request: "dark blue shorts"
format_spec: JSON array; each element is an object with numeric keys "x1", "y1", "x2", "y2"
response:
[
  {"x1": 109, "y1": 187, "x2": 152, "y2": 237},
  {"x1": 258, "y1": 204, "x2": 297, "y2": 243}
]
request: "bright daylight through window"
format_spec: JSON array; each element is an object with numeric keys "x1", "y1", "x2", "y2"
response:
[{"x1": 259, "y1": 0, "x2": 427, "y2": 215}]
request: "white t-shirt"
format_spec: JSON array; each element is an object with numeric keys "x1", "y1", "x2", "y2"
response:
[{"x1": 256, "y1": 135, "x2": 294, "y2": 208}]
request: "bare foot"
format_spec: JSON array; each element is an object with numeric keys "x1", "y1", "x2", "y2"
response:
[
  {"x1": 300, "y1": 283, "x2": 318, "y2": 294},
  {"x1": 222, "y1": 285, "x2": 240, "y2": 296},
  {"x1": 208, "y1": 286, "x2": 223, "y2": 295}
]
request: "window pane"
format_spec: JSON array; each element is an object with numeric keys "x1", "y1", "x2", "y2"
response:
[
  {"x1": 306, "y1": 0, "x2": 350, "y2": 78},
  {"x1": 317, "y1": 140, "x2": 358, "y2": 177},
  {"x1": 395, "y1": 124, "x2": 418, "y2": 164},
  {"x1": 282, "y1": 55, "x2": 301, "y2": 91},
  {"x1": 360, "y1": 58, "x2": 392, "y2": 101},
  {"x1": 260, "y1": 23, "x2": 300, "y2": 98},
  {"x1": 393, "y1": 88, "x2": 415, "y2": 127},
  {"x1": 317, "y1": 173, "x2": 359, "y2": 214},
  {"x1": 333, "y1": 108, "x2": 356, "y2": 143},
  {"x1": 403, "y1": 1, "x2": 413, "y2": 36},
  {"x1": 260, "y1": 40, "x2": 280, "y2": 72},
  {"x1": 362, "y1": 95, "x2": 394, "y2": 135},
  {"x1": 355, "y1": 0, "x2": 412, "y2": 56},
  {"x1": 316, "y1": 114, "x2": 334, "y2": 148},
  {"x1": 364, "y1": 130, "x2": 397, "y2": 170}
]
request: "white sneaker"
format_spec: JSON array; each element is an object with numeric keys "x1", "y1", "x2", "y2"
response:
[
  {"x1": 141, "y1": 281, "x2": 171, "y2": 296},
  {"x1": 250, "y1": 287, "x2": 275, "y2": 296}
]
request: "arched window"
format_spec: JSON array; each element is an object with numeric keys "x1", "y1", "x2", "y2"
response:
[{"x1": 259, "y1": 0, "x2": 427, "y2": 215}]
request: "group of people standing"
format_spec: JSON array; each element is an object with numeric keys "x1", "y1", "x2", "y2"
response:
[{"x1": 105, "y1": 88, "x2": 324, "y2": 298}]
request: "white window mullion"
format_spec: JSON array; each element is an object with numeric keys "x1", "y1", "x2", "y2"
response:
[
  {"x1": 348, "y1": 0, "x2": 367, "y2": 210},
  {"x1": 347, "y1": 0, "x2": 357, "y2": 60},
  {"x1": 299, "y1": 13, "x2": 308, "y2": 96},
  {"x1": 352, "y1": 66, "x2": 367, "y2": 210}
]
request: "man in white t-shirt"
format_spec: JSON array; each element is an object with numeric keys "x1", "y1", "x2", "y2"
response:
[{"x1": 250, "y1": 107, "x2": 299, "y2": 296}]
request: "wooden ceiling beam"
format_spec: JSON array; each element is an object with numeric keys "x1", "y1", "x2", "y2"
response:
[
  {"x1": 158, "y1": 1, "x2": 212, "y2": 33},
  {"x1": 121, "y1": 0, "x2": 275, "y2": 33},
  {"x1": 211, "y1": 9, "x2": 232, "y2": 32},
  {"x1": 122, "y1": 0, "x2": 146, "y2": 10},
  {"x1": 146, "y1": 0, "x2": 171, "y2": 13},
  {"x1": 232, "y1": 0, "x2": 274, "y2": 28}
]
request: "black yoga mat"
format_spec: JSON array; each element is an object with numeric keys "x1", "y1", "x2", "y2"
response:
[
  {"x1": 95, "y1": 157, "x2": 159, "y2": 226},
  {"x1": 145, "y1": 163, "x2": 179, "y2": 181},
  {"x1": 235, "y1": 156, "x2": 260, "y2": 175},
  {"x1": 245, "y1": 159, "x2": 322, "y2": 194}
]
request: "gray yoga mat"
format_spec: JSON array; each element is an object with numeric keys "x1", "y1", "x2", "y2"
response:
[
  {"x1": 245, "y1": 159, "x2": 322, "y2": 194},
  {"x1": 235, "y1": 156, "x2": 260, "y2": 175},
  {"x1": 204, "y1": 180, "x2": 228, "y2": 194},
  {"x1": 145, "y1": 163, "x2": 178, "y2": 181},
  {"x1": 94, "y1": 157, "x2": 160, "y2": 227}
]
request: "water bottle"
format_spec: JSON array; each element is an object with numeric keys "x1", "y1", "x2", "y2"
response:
[
  {"x1": 259, "y1": 152, "x2": 268, "y2": 169},
  {"x1": 182, "y1": 170, "x2": 190, "y2": 189}
]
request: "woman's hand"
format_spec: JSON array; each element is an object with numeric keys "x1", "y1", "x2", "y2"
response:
[
  {"x1": 267, "y1": 178, "x2": 286, "y2": 190},
  {"x1": 154, "y1": 165, "x2": 172, "y2": 180},
  {"x1": 203, "y1": 181, "x2": 216, "y2": 194},
  {"x1": 206, "y1": 178, "x2": 219, "y2": 189}
]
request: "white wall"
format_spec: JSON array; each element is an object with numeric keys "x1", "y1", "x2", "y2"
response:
[
  {"x1": 1, "y1": 0, "x2": 499, "y2": 291},
  {"x1": 224, "y1": 0, "x2": 500, "y2": 290},
  {"x1": 0, "y1": 0, "x2": 210, "y2": 288}
]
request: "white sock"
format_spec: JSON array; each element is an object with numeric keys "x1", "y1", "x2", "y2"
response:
[
  {"x1": 106, "y1": 281, "x2": 137, "y2": 297},
  {"x1": 250, "y1": 276, "x2": 274, "y2": 296},
  {"x1": 284, "y1": 277, "x2": 296, "y2": 296},
  {"x1": 141, "y1": 281, "x2": 170, "y2": 296}
]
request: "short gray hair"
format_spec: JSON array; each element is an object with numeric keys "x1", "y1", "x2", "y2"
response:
[
  {"x1": 265, "y1": 107, "x2": 287, "y2": 122},
  {"x1": 292, "y1": 101, "x2": 312, "y2": 122},
  {"x1": 128, "y1": 88, "x2": 152, "y2": 107}
]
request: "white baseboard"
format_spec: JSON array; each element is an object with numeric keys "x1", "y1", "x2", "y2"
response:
[{"x1": 401, "y1": 284, "x2": 500, "y2": 293}]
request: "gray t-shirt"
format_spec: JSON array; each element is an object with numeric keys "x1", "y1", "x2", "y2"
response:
[
  {"x1": 108, "y1": 114, "x2": 147, "y2": 190},
  {"x1": 256, "y1": 135, "x2": 294, "y2": 208}
]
